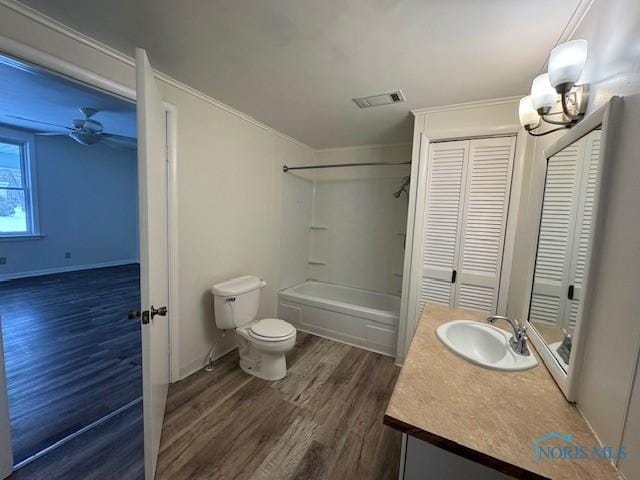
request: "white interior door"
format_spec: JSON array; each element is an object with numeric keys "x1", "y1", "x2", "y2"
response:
[
  {"x1": 0, "y1": 319, "x2": 12, "y2": 480},
  {"x1": 136, "y1": 47, "x2": 170, "y2": 480},
  {"x1": 454, "y1": 137, "x2": 515, "y2": 313},
  {"x1": 416, "y1": 140, "x2": 468, "y2": 312}
]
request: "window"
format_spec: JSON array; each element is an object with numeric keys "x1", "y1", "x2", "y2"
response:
[{"x1": 0, "y1": 128, "x2": 38, "y2": 237}]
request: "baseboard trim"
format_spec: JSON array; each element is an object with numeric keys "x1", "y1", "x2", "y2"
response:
[
  {"x1": 0, "y1": 259, "x2": 140, "y2": 282},
  {"x1": 178, "y1": 342, "x2": 239, "y2": 381},
  {"x1": 13, "y1": 396, "x2": 142, "y2": 471}
]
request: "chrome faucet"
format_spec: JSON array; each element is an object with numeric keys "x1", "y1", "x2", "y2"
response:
[{"x1": 487, "y1": 315, "x2": 530, "y2": 356}]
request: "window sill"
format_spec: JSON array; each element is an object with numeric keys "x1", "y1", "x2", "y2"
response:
[{"x1": 0, "y1": 234, "x2": 46, "y2": 242}]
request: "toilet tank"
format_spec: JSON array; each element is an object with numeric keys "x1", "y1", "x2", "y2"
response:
[{"x1": 211, "y1": 276, "x2": 266, "y2": 329}]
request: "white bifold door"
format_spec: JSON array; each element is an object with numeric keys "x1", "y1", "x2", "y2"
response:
[
  {"x1": 529, "y1": 131, "x2": 601, "y2": 330},
  {"x1": 136, "y1": 48, "x2": 171, "y2": 480},
  {"x1": 416, "y1": 136, "x2": 516, "y2": 316}
]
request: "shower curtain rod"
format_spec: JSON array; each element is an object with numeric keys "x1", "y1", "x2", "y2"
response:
[{"x1": 282, "y1": 160, "x2": 411, "y2": 172}]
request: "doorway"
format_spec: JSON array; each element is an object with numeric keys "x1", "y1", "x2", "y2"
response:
[{"x1": 0, "y1": 53, "x2": 144, "y2": 477}]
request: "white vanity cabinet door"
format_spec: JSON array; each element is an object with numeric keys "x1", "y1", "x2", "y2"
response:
[
  {"x1": 417, "y1": 140, "x2": 468, "y2": 311},
  {"x1": 454, "y1": 137, "x2": 515, "y2": 313},
  {"x1": 401, "y1": 434, "x2": 515, "y2": 479},
  {"x1": 530, "y1": 141, "x2": 582, "y2": 327}
]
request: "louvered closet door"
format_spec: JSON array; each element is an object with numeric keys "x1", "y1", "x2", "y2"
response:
[
  {"x1": 453, "y1": 137, "x2": 516, "y2": 313},
  {"x1": 530, "y1": 141, "x2": 582, "y2": 326},
  {"x1": 417, "y1": 140, "x2": 468, "y2": 311},
  {"x1": 565, "y1": 131, "x2": 601, "y2": 329}
]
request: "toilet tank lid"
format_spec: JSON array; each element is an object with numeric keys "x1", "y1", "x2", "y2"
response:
[{"x1": 211, "y1": 276, "x2": 266, "y2": 296}]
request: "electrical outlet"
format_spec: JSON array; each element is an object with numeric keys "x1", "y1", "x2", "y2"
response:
[
  {"x1": 65, "y1": 252, "x2": 71, "y2": 259},
  {"x1": 0, "y1": 257, "x2": 6, "y2": 265}
]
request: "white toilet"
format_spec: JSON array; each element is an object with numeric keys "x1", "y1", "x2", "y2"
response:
[{"x1": 211, "y1": 275, "x2": 296, "y2": 381}]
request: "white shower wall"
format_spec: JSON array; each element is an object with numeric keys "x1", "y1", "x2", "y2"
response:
[
  {"x1": 279, "y1": 171, "x2": 314, "y2": 289},
  {"x1": 279, "y1": 144, "x2": 411, "y2": 295}
]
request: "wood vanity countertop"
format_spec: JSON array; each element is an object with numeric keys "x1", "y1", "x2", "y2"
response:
[{"x1": 383, "y1": 304, "x2": 622, "y2": 480}]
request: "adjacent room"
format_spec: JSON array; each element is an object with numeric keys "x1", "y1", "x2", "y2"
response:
[
  {"x1": 0, "y1": 0, "x2": 638, "y2": 479},
  {"x1": 0, "y1": 55, "x2": 142, "y2": 476}
]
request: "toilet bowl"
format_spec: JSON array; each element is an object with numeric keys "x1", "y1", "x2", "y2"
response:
[
  {"x1": 211, "y1": 276, "x2": 296, "y2": 381},
  {"x1": 236, "y1": 318, "x2": 296, "y2": 380}
]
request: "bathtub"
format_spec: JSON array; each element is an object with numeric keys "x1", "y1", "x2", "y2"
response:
[{"x1": 278, "y1": 281, "x2": 399, "y2": 356}]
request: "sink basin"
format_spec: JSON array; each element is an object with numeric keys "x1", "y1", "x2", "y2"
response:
[{"x1": 436, "y1": 320, "x2": 538, "y2": 372}]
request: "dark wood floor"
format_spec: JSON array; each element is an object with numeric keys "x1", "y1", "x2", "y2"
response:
[
  {"x1": 157, "y1": 332, "x2": 402, "y2": 480},
  {"x1": 9, "y1": 400, "x2": 143, "y2": 480},
  {"x1": 0, "y1": 264, "x2": 142, "y2": 464}
]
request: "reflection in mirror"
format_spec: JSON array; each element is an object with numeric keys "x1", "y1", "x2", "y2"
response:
[{"x1": 528, "y1": 127, "x2": 602, "y2": 372}]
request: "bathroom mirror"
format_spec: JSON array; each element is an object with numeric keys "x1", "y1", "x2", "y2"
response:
[{"x1": 525, "y1": 97, "x2": 621, "y2": 401}]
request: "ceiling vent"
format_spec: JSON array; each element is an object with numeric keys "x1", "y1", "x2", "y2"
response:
[{"x1": 353, "y1": 90, "x2": 406, "y2": 108}]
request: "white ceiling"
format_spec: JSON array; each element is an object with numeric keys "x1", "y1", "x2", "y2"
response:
[
  {"x1": 0, "y1": 56, "x2": 136, "y2": 138},
  {"x1": 19, "y1": 0, "x2": 582, "y2": 148}
]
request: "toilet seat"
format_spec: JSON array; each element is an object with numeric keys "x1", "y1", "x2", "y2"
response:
[{"x1": 248, "y1": 318, "x2": 295, "y2": 342}]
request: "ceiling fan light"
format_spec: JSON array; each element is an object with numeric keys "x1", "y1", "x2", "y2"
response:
[
  {"x1": 531, "y1": 73, "x2": 558, "y2": 112},
  {"x1": 548, "y1": 39, "x2": 588, "y2": 93},
  {"x1": 519, "y1": 96, "x2": 540, "y2": 129}
]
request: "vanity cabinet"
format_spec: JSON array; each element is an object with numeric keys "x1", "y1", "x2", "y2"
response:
[
  {"x1": 400, "y1": 434, "x2": 514, "y2": 480},
  {"x1": 416, "y1": 136, "x2": 516, "y2": 314}
]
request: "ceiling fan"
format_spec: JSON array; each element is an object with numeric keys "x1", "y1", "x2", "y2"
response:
[{"x1": 5, "y1": 107, "x2": 136, "y2": 148}]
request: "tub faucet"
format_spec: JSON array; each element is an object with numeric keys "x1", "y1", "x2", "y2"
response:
[{"x1": 486, "y1": 315, "x2": 530, "y2": 356}]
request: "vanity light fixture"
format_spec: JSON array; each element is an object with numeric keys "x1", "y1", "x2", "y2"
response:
[
  {"x1": 520, "y1": 40, "x2": 589, "y2": 136},
  {"x1": 518, "y1": 96, "x2": 540, "y2": 129},
  {"x1": 531, "y1": 74, "x2": 558, "y2": 113},
  {"x1": 549, "y1": 39, "x2": 588, "y2": 94}
]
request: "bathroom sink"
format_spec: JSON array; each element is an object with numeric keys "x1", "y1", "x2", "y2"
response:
[{"x1": 436, "y1": 320, "x2": 537, "y2": 372}]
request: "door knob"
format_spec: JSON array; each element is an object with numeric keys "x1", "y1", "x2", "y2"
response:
[{"x1": 150, "y1": 305, "x2": 168, "y2": 319}]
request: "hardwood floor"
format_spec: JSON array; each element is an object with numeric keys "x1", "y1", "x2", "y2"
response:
[
  {"x1": 0, "y1": 264, "x2": 142, "y2": 464},
  {"x1": 9, "y1": 400, "x2": 143, "y2": 480},
  {"x1": 157, "y1": 332, "x2": 402, "y2": 480}
]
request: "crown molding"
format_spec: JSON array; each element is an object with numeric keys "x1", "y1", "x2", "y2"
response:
[
  {"x1": 411, "y1": 96, "x2": 524, "y2": 116},
  {"x1": 314, "y1": 142, "x2": 412, "y2": 154},
  {"x1": 0, "y1": 0, "x2": 313, "y2": 152}
]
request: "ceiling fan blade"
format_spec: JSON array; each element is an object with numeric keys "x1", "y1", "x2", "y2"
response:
[
  {"x1": 3, "y1": 115, "x2": 71, "y2": 130},
  {"x1": 102, "y1": 136, "x2": 137, "y2": 149},
  {"x1": 102, "y1": 132, "x2": 136, "y2": 142},
  {"x1": 35, "y1": 132, "x2": 70, "y2": 136}
]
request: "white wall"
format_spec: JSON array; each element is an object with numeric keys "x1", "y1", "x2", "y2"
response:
[
  {"x1": 0, "y1": 3, "x2": 315, "y2": 379},
  {"x1": 0, "y1": 133, "x2": 138, "y2": 279},
  {"x1": 310, "y1": 145, "x2": 411, "y2": 294},
  {"x1": 577, "y1": 93, "x2": 640, "y2": 477},
  {"x1": 506, "y1": 0, "x2": 640, "y2": 475},
  {"x1": 169, "y1": 83, "x2": 315, "y2": 375}
]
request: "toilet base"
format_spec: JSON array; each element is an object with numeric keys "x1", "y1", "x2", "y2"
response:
[
  {"x1": 239, "y1": 352, "x2": 287, "y2": 381},
  {"x1": 236, "y1": 332, "x2": 295, "y2": 381}
]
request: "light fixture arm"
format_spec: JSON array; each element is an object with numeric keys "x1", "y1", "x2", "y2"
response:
[
  {"x1": 525, "y1": 125, "x2": 567, "y2": 137},
  {"x1": 560, "y1": 91, "x2": 583, "y2": 121},
  {"x1": 540, "y1": 112, "x2": 577, "y2": 126}
]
